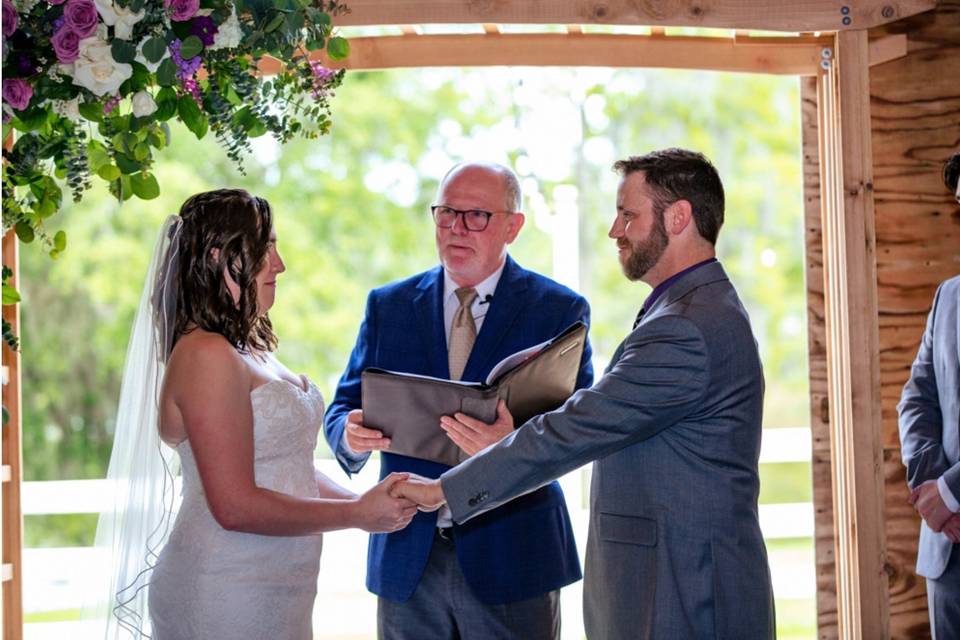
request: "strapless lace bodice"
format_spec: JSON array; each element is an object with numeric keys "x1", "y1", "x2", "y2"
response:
[{"x1": 149, "y1": 378, "x2": 325, "y2": 640}]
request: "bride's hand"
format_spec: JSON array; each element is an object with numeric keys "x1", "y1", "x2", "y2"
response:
[{"x1": 352, "y1": 473, "x2": 419, "y2": 533}]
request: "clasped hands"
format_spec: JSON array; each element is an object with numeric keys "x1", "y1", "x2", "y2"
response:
[
  {"x1": 909, "y1": 479, "x2": 960, "y2": 543},
  {"x1": 344, "y1": 401, "x2": 515, "y2": 514}
]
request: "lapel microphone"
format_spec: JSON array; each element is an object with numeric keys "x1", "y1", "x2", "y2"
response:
[{"x1": 478, "y1": 294, "x2": 494, "y2": 305}]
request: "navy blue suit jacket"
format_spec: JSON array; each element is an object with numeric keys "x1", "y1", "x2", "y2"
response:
[{"x1": 323, "y1": 255, "x2": 593, "y2": 604}]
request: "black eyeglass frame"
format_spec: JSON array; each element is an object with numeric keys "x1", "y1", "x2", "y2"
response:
[{"x1": 430, "y1": 205, "x2": 513, "y2": 232}]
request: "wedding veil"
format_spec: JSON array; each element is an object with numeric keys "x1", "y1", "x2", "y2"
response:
[{"x1": 86, "y1": 215, "x2": 183, "y2": 638}]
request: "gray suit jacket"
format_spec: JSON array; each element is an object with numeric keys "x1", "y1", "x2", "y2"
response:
[
  {"x1": 898, "y1": 274, "x2": 960, "y2": 579},
  {"x1": 442, "y1": 261, "x2": 775, "y2": 639}
]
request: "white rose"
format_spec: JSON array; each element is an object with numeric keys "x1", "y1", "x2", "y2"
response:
[
  {"x1": 95, "y1": 0, "x2": 145, "y2": 40},
  {"x1": 52, "y1": 98, "x2": 82, "y2": 120},
  {"x1": 134, "y1": 36, "x2": 169, "y2": 73},
  {"x1": 209, "y1": 9, "x2": 242, "y2": 51},
  {"x1": 131, "y1": 90, "x2": 156, "y2": 118},
  {"x1": 71, "y1": 36, "x2": 133, "y2": 96}
]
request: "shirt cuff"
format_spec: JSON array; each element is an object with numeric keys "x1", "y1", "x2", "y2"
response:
[
  {"x1": 938, "y1": 476, "x2": 960, "y2": 513},
  {"x1": 340, "y1": 428, "x2": 369, "y2": 464}
]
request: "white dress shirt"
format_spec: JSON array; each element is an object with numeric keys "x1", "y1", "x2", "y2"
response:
[{"x1": 435, "y1": 262, "x2": 504, "y2": 528}]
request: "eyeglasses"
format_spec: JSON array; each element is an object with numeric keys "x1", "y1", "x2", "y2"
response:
[{"x1": 430, "y1": 205, "x2": 512, "y2": 232}]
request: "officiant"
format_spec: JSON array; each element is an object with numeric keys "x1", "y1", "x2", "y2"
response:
[{"x1": 323, "y1": 161, "x2": 593, "y2": 639}]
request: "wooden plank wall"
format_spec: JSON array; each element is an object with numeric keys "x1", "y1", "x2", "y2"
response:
[{"x1": 808, "y1": 1, "x2": 960, "y2": 637}]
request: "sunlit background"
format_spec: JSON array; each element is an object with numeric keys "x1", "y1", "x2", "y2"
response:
[{"x1": 19, "y1": 65, "x2": 813, "y2": 638}]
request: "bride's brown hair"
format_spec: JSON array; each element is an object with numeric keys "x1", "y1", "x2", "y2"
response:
[{"x1": 173, "y1": 188, "x2": 278, "y2": 352}]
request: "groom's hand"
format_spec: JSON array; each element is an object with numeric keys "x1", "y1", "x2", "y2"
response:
[
  {"x1": 390, "y1": 474, "x2": 446, "y2": 512},
  {"x1": 440, "y1": 399, "x2": 514, "y2": 457},
  {"x1": 345, "y1": 409, "x2": 391, "y2": 453}
]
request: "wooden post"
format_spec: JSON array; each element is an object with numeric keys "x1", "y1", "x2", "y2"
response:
[
  {"x1": 816, "y1": 29, "x2": 889, "y2": 639},
  {"x1": 1, "y1": 227, "x2": 23, "y2": 639}
]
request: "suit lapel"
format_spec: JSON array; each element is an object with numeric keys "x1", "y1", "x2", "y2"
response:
[
  {"x1": 461, "y1": 256, "x2": 528, "y2": 382},
  {"x1": 413, "y1": 267, "x2": 450, "y2": 378}
]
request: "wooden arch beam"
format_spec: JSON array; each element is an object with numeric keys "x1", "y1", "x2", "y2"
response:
[
  {"x1": 333, "y1": 0, "x2": 935, "y2": 33},
  {"x1": 257, "y1": 32, "x2": 905, "y2": 77}
]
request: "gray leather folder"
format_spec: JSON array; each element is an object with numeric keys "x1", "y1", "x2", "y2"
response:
[{"x1": 361, "y1": 321, "x2": 587, "y2": 467}]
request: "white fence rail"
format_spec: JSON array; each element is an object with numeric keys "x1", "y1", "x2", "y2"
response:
[{"x1": 22, "y1": 428, "x2": 815, "y2": 638}]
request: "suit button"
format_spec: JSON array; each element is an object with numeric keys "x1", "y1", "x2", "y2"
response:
[{"x1": 468, "y1": 497, "x2": 477, "y2": 507}]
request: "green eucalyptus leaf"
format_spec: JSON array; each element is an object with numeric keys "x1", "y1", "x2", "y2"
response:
[
  {"x1": 177, "y1": 96, "x2": 208, "y2": 139},
  {"x1": 147, "y1": 128, "x2": 167, "y2": 150},
  {"x1": 78, "y1": 100, "x2": 104, "y2": 123},
  {"x1": 97, "y1": 164, "x2": 121, "y2": 181},
  {"x1": 327, "y1": 36, "x2": 350, "y2": 60},
  {"x1": 2, "y1": 283, "x2": 22, "y2": 305},
  {"x1": 111, "y1": 39, "x2": 138, "y2": 64},
  {"x1": 142, "y1": 37, "x2": 167, "y2": 63},
  {"x1": 36, "y1": 198, "x2": 57, "y2": 219},
  {"x1": 114, "y1": 153, "x2": 142, "y2": 175},
  {"x1": 154, "y1": 87, "x2": 178, "y2": 121},
  {"x1": 13, "y1": 106, "x2": 51, "y2": 131},
  {"x1": 265, "y1": 12, "x2": 285, "y2": 32},
  {"x1": 179, "y1": 35, "x2": 204, "y2": 59},
  {"x1": 87, "y1": 142, "x2": 111, "y2": 170},
  {"x1": 156, "y1": 58, "x2": 177, "y2": 87},
  {"x1": 130, "y1": 172, "x2": 160, "y2": 200},
  {"x1": 286, "y1": 11, "x2": 304, "y2": 31},
  {"x1": 14, "y1": 222, "x2": 34, "y2": 244},
  {"x1": 53, "y1": 230, "x2": 67, "y2": 252},
  {"x1": 133, "y1": 142, "x2": 150, "y2": 161}
]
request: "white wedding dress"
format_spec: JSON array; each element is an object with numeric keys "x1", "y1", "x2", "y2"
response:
[{"x1": 148, "y1": 377, "x2": 325, "y2": 639}]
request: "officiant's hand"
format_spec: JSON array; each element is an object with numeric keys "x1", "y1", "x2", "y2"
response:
[
  {"x1": 391, "y1": 474, "x2": 446, "y2": 512},
  {"x1": 345, "y1": 409, "x2": 391, "y2": 453},
  {"x1": 440, "y1": 400, "x2": 515, "y2": 457},
  {"x1": 353, "y1": 473, "x2": 419, "y2": 533}
]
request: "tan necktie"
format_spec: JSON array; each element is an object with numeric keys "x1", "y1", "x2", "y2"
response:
[{"x1": 448, "y1": 287, "x2": 478, "y2": 381}]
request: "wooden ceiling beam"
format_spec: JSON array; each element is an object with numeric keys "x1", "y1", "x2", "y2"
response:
[
  {"x1": 332, "y1": 0, "x2": 935, "y2": 33},
  {"x1": 275, "y1": 33, "x2": 834, "y2": 76}
]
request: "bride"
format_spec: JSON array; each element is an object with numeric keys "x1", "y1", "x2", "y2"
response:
[{"x1": 93, "y1": 188, "x2": 417, "y2": 639}]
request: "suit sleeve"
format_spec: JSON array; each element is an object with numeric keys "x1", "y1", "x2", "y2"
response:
[
  {"x1": 323, "y1": 291, "x2": 377, "y2": 475},
  {"x1": 897, "y1": 283, "x2": 949, "y2": 490},
  {"x1": 567, "y1": 294, "x2": 594, "y2": 390},
  {"x1": 442, "y1": 315, "x2": 709, "y2": 523}
]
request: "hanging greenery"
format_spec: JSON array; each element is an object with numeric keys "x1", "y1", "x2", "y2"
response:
[{"x1": 1, "y1": 0, "x2": 350, "y2": 256}]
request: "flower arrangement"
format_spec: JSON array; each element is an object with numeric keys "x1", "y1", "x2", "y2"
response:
[{"x1": 1, "y1": 0, "x2": 349, "y2": 255}]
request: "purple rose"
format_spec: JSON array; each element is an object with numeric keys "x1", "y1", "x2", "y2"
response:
[
  {"x1": 2, "y1": 0, "x2": 17, "y2": 38},
  {"x1": 189, "y1": 15, "x2": 217, "y2": 46},
  {"x1": 51, "y1": 27, "x2": 81, "y2": 63},
  {"x1": 63, "y1": 0, "x2": 99, "y2": 38},
  {"x1": 164, "y1": 0, "x2": 198, "y2": 22},
  {"x1": 2, "y1": 78, "x2": 33, "y2": 111}
]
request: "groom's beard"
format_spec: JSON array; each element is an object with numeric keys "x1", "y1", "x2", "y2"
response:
[{"x1": 619, "y1": 215, "x2": 669, "y2": 281}]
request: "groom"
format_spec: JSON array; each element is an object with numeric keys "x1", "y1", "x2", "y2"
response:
[
  {"x1": 398, "y1": 148, "x2": 776, "y2": 639},
  {"x1": 324, "y1": 161, "x2": 593, "y2": 638}
]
